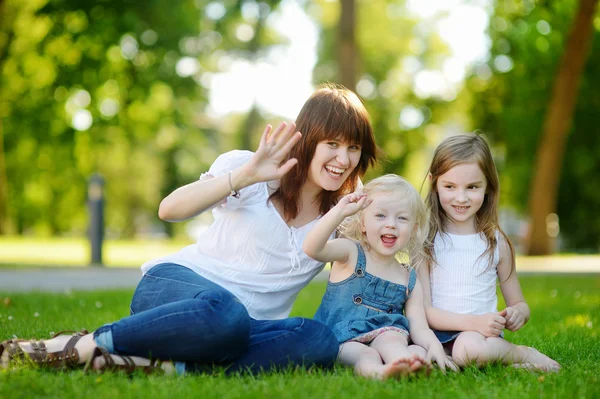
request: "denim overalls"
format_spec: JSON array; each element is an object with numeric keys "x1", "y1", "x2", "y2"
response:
[{"x1": 314, "y1": 243, "x2": 416, "y2": 344}]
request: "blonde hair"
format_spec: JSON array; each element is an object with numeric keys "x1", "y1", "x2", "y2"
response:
[
  {"x1": 339, "y1": 174, "x2": 429, "y2": 269},
  {"x1": 423, "y1": 133, "x2": 515, "y2": 276}
]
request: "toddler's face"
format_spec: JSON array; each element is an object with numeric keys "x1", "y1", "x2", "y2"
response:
[{"x1": 361, "y1": 192, "x2": 415, "y2": 257}]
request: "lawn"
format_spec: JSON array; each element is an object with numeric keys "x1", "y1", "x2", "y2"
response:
[{"x1": 1, "y1": 275, "x2": 599, "y2": 399}]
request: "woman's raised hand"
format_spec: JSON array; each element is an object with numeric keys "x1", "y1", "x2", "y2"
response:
[{"x1": 246, "y1": 122, "x2": 302, "y2": 184}]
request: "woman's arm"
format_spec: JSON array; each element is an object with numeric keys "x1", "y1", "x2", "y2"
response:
[
  {"x1": 159, "y1": 122, "x2": 302, "y2": 222},
  {"x1": 302, "y1": 193, "x2": 369, "y2": 263},
  {"x1": 416, "y1": 261, "x2": 506, "y2": 337},
  {"x1": 405, "y1": 280, "x2": 458, "y2": 372},
  {"x1": 497, "y1": 235, "x2": 530, "y2": 331}
]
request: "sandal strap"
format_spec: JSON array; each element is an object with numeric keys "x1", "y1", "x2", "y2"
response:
[
  {"x1": 32, "y1": 330, "x2": 88, "y2": 368},
  {"x1": 84, "y1": 347, "x2": 163, "y2": 375},
  {"x1": 1, "y1": 340, "x2": 25, "y2": 360}
]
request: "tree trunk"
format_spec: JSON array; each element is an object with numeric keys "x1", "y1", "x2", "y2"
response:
[
  {"x1": 526, "y1": 0, "x2": 598, "y2": 255},
  {"x1": 338, "y1": 0, "x2": 358, "y2": 90}
]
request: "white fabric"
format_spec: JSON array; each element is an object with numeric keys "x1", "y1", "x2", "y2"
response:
[
  {"x1": 430, "y1": 232, "x2": 499, "y2": 315},
  {"x1": 141, "y1": 150, "x2": 331, "y2": 320}
]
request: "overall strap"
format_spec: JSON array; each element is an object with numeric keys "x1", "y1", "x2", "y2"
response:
[
  {"x1": 354, "y1": 242, "x2": 367, "y2": 277},
  {"x1": 406, "y1": 267, "x2": 417, "y2": 297}
]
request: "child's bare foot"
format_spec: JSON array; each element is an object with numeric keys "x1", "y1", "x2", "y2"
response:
[
  {"x1": 377, "y1": 358, "x2": 413, "y2": 380},
  {"x1": 408, "y1": 353, "x2": 432, "y2": 375},
  {"x1": 516, "y1": 346, "x2": 560, "y2": 372}
]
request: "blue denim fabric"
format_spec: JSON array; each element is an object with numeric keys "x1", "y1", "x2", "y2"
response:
[
  {"x1": 314, "y1": 243, "x2": 416, "y2": 343},
  {"x1": 433, "y1": 330, "x2": 504, "y2": 344},
  {"x1": 93, "y1": 263, "x2": 338, "y2": 374},
  {"x1": 433, "y1": 330, "x2": 461, "y2": 344}
]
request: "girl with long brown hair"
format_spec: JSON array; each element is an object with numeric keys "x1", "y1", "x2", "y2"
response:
[{"x1": 418, "y1": 133, "x2": 560, "y2": 372}]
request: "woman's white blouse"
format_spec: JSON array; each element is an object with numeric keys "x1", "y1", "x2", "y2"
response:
[
  {"x1": 430, "y1": 232, "x2": 499, "y2": 315},
  {"x1": 141, "y1": 150, "x2": 331, "y2": 320}
]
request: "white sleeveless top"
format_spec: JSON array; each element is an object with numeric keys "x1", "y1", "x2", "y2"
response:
[
  {"x1": 430, "y1": 232, "x2": 499, "y2": 315},
  {"x1": 141, "y1": 150, "x2": 332, "y2": 320}
]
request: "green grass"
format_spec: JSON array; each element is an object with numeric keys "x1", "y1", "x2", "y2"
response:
[
  {"x1": 2, "y1": 236, "x2": 599, "y2": 273},
  {"x1": 1, "y1": 275, "x2": 599, "y2": 399}
]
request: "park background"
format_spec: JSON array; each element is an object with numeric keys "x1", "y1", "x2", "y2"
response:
[
  {"x1": 0, "y1": 0, "x2": 599, "y2": 267},
  {"x1": 0, "y1": 1, "x2": 599, "y2": 398}
]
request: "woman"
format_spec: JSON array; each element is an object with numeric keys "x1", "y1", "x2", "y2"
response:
[{"x1": 1, "y1": 84, "x2": 379, "y2": 375}]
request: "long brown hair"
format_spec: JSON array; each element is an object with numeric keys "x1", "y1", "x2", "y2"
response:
[
  {"x1": 270, "y1": 83, "x2": 379, "y2": 220},
  {"x1": 423, "y1": 133, "x2": 515, "y2": 276}
]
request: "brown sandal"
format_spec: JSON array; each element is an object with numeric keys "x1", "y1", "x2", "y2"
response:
[
  {"x1": 1, "y1": 330, "x2": 88, "y2": 369},
  {"x1": 83, "y1": 346, "x2": 163, "y2": 375}
]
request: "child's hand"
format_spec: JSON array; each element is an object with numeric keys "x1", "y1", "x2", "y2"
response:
[
  {"x1": 427, "y1": 346, "x2": 459, "y2": 373},
  {"x1": 476, "y1": 312, "x2": 506, "y2": 337},
  {"x1": 335, "y1": 192, "x2": 372, "y2": 218},
  {"x1": 503, "y1": 306, "x2": 526, "y2": 331}
]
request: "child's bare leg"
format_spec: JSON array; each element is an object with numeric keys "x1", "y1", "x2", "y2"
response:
[
  {"x1": 452, "y1": 331, "x2": 560, "y2": 372},
  {"x1": 339, "y1": 341, "x2": 411, "y2": 380},
  {"x1": 370, "y1": 331, "x2": 426, "y2": 374}
]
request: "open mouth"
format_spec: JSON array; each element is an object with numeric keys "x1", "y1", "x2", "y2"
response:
[
  {"x1": 324, "y1": 165, "x2": 346, "y2": 178},
  {"x1": 381, "y1": 234, "x2": 397, "y2": 247},
  {"x1": 452, "y1": 205, "x2": 470, "y2": 213}
]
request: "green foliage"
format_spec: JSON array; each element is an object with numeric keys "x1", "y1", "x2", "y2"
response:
[
  {"x1": 465, "y1": 0, "x2": 600, "y2": 251},
  {"x1": 308, "y1": 0, "x2": 457, "y2": 182},
  {"x1": 0, "y1": 0, "x2": 285, "y2": 238},
  {"x1": 0, "y1": 275, "x2": 599, "y2": 398}
]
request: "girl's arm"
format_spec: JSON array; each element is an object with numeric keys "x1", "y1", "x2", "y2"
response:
[
  {"x1": 159, "y1": 122, "x2": 301, "y2": 222},
  {"x1": 405, "y1": 280, "x2": 458, "y2": 372},
  {"x1": 417, "y1": 262, "x2": 506, "y2": 337},
  {"x1": 497, "y1": 235, "x2": 530, "y2": 331},
  {"x1": 302, "y1": 193, "x2": 369, "y2": 263}
]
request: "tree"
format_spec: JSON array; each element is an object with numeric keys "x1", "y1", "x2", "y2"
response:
[
  {"x1": 465, "y1": 0, "x2": 600, "y2": 253},
  {"x1": 0, "y1": 0, "x2": 287, "y2": 237},
  {"x1": 308, "y1": 0, "x2": 454, "y2": 180},
  {"x1": 526, "y1": 0, "x2": 598, "y2": 254}
]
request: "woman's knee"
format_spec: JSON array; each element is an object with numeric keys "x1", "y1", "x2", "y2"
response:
[
  {"x1": 295, "y1": 318, "x2": 339, "y2": 367},
  {"x1": 196, "y1": 290, "x2": 251, "y2": 339}
]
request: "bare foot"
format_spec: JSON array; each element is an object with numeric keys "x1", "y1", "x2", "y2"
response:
[
  {"x1": 516, "y1": 346, "x2": 560, "y2": 372},
  {"x1": 408, "y1": 353, "x2": 432, "y2": 375},
  {"x1": 91, "y1": 353, "x2": 175, "y2": 375},
  {"x1": 377, "y1": 358, "x2": 413, "y2": 380}
]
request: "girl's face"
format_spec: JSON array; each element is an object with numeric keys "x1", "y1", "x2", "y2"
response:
[
  {"x1": 361, "y1": 192, "x2": 415, "y2": 258},
  {"x1": 436, "y1": 162, "x2": 487, "y2": 233},
  {"x1": 306, "y1": 139, "x2": 362, "y2": 192}
]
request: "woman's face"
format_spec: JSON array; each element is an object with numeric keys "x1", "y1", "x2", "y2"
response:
[{"x1": 306, "y1": 139, "x2": 362, "y2": 192}]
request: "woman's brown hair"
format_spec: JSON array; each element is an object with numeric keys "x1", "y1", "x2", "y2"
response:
[{"x1": 270, "y1": 83, "x2": 379, "y2": 220}]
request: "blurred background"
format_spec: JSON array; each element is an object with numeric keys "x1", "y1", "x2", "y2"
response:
[{"x1": 0, "y1": 0, "x2": 598, "y2": 267}]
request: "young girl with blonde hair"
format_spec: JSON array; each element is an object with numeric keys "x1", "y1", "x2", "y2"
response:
[
  {"x1": 304, "y1": 174, "x2": 457, "y2": 380},
  {"x1": 418, "y1": 133, "x2": 560, "y2": 371}
]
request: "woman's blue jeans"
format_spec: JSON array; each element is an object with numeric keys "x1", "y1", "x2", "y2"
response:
[{"x1": 93, "y1": 263, "x2": 338, "y2": 375}]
